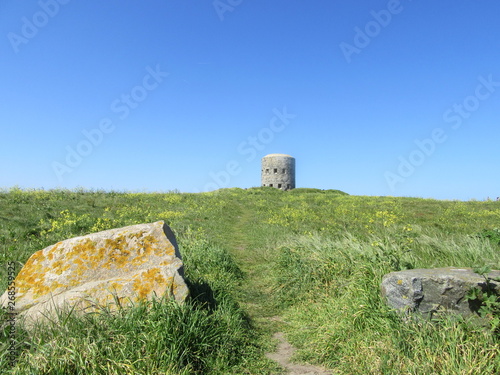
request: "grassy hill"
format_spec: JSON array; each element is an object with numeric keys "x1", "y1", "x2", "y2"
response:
[{"x1": 1, "y1": 187, "x2": 500, "y2": 374}]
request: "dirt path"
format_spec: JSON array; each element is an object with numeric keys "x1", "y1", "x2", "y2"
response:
[
  {"x1": 227, "y1": 201, "x2": 335, "y2": 374},
  {"x1": 265, "y1": 332, "x2": 334, "y2": 375}
]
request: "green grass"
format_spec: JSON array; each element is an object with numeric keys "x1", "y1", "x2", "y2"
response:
[
  {"x1": 6, "y1": 298, "x2": 252, "y2": 374},
  {"x1": 1, "y1": 187, "x2": 500, "y2": 374},
  {"x1": 273, "y1": 232, "x2": 500, "y2": 374}
]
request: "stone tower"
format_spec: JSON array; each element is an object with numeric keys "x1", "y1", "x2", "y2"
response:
[{"x1": 261, "y1": 154, "x2": 295, "y2": 191}]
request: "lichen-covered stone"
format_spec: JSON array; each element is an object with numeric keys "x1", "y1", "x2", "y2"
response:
[
  {"x1": 0, "y1": 221, "x2": 189, "y2": 325},
  {"x1": 381, "y1": 267, "x2": 500, "y2": 318}
]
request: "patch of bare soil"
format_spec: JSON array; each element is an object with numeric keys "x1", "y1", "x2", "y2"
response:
[{"x1": 265, "y1": 332, "x2": 334, "y2": 375}]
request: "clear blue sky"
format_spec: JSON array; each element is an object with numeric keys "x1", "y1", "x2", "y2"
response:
[{"x1": 1, "y1": 0, "x2": 499, "y2": 200}]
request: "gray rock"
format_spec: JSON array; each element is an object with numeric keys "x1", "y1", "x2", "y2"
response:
[{"x1": 381, "y1": 267, "x2": 500, "y2": 318}]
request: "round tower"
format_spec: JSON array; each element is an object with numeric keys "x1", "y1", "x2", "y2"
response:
[{"x1": 261, "y1": 154, "x2": 295, "y2": 191}]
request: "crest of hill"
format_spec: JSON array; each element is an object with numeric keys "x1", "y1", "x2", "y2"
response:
[
  {"x1": 288, "y1": 188, "x2": 348, "y2": 195},
  {"x1": 214, "y1": 187, "x2": 349, "y2": 196}
]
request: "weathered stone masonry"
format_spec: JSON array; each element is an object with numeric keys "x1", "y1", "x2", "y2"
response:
[{"x1": 261, "y1": 154, "x2": 295, "y2": 191}]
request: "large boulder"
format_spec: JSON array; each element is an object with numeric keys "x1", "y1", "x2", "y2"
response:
[
  {"x1": 1, "y1": 221, "x2": 189, "y2": 325},
  {"x1": 381, "y1": 267, "x2": 500, "y2": 318}
]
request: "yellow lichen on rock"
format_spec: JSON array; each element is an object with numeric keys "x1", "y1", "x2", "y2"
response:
[
  {"x1": 132, "y1": 268, "x2": 167, "y2": 299},
  {"x1": 0, "y1": 221, "x2": 189, "y2": 326}
]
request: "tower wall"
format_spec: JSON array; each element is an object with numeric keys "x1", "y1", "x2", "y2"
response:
[{"x1": 261, "y1": 154, "x2": 295, "y2": 191}]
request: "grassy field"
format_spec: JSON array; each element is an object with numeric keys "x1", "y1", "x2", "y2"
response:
[{"x1": 1, "y1": 187, "x2": 500, "y2": 374}]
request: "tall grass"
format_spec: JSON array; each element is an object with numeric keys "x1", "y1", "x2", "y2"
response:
[
  {"x1": 7, "y1": 298, "x2": 246, "y2": 374},
  {"x1": 1, "y1": 237, "x2": 266, "y2": 374},
  {"x1": 271, "y1": 231, "x2": 500, "y2": 374},
  {"x1": 1, "y1": 187, "x2": 500, "y2": 373}
]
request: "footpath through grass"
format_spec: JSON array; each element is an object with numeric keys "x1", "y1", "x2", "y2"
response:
[
  {"x1": 1, "y1": 187, "x2": 500, "y2": 374},
  {"x1": 221, "y1": 195, "x2": 282, "y2": 328}
]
